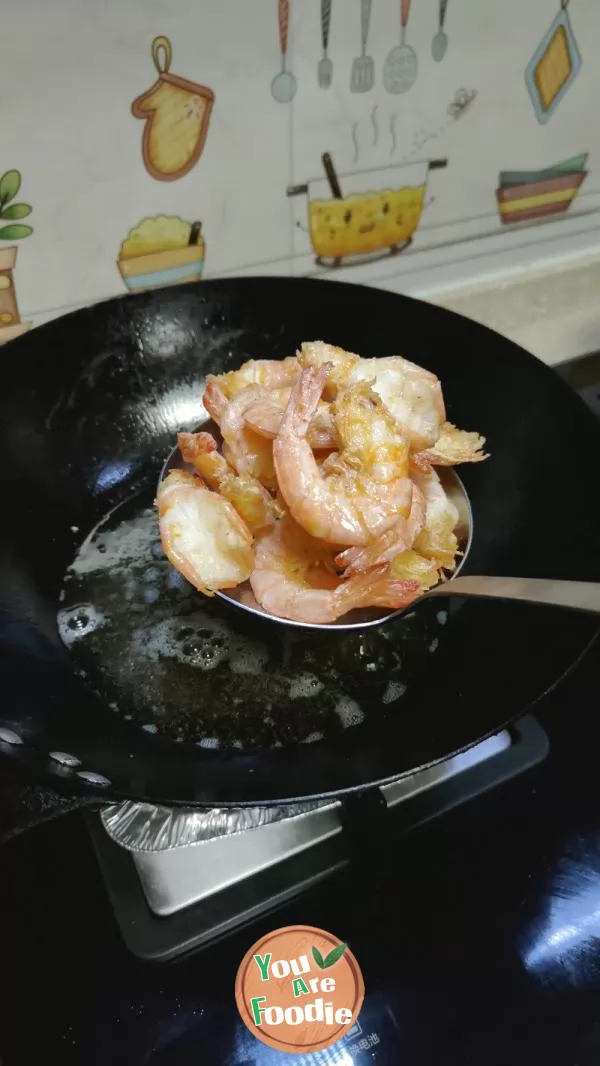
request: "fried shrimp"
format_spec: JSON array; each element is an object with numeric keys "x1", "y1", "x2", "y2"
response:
[
  {"x1": 299, "y1": 341, "x2": 445, "y2": 451},
  {"x1": 203, "y1": 382, "x2": 278, "y2": 490},
  {"x1": 159, "y1": 341, "x2": 487, "y2": 623},
  {"x1": 273, "y1": 366, "x2": 413, "y2": 546},
  {"x1": 335, "y1": 479, "x2": 426, "y2": 576},
  {"x1": 206, "y1": 357, "x2": 299, "y2": 401},
  {"x1": 331, "y1": 380, "x2": 411, "y2": 482},
  {"x1": 177, "y1": 432, "x2": 280, "y2": 533},
  {"x1": 250, "y1": 517, "x2": 420, "y2": 624},
  {"x1": 412, "y1": 422, "x2": 489, "y2": 469},
  {"x1": 156, "y1": 470, "x2": 253, "y2": 595},
  {"x1": 411, "y1": 467, "x2": 460, "y2": 571},
  {"x1": 243, "y1": 389, "x2": 337, "y2": 450}
]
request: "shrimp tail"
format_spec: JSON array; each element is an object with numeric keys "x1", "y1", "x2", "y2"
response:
[
  {"x1": 336, "y1": 527, "x2": 410, "y2": 576},
  {"x1": 178, "y1": 431, "x2": 217, "y2": 462},
  {"x1": 413, "y1": 422, "x2": 489, "y2": 467},
  {"x1": 177, "y1": 430, "x2": 230, "y2": 489},
  {"x1": 279, "y1": 363, "x2": 332, "y2": 439},
  {"x1": 339, "y1": 567, "x2": 421, "y2": 612},
  {"x1": 203, "y1": 380, "x2": 228, "y2": 424},
  {"x1": 336, "y1": 483, "x2": 426, "y2": 576}
]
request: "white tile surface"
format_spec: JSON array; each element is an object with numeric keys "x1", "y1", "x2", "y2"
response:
[{"x1": 1, "y1": 0, "x2": 599, "y2": 366}]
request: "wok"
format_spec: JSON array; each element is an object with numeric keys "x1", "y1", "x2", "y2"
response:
[{"x1": 0, "y1": 277, "x2": 598, "y2": 808}]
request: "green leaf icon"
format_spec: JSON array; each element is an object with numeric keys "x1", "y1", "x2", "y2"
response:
[
  {"x1": 0, "y1": 224, "x2": 33, "y2": 240},
  {"x1": 0, "y1": 170, "x2": 21, "y2": 205},
  {"x1": 1, "y1": 203, "x2": 31, "y2": 220},
  {"x1": 311, "y1": 945, "x2": 326, "y2": 969},
  {"x1": 322, "y1": 943, "x2": 348, "y2": 968}
]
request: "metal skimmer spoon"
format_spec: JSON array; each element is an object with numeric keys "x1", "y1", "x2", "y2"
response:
[
  {"x1": 383, "y1": 0, "x2": 418, "y2": 94},
  {"x1": 159, "y1": 437, "x2": 600, "y2": 630}
]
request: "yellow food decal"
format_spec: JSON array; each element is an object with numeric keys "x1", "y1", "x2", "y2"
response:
[
  {"x1": 132, "y1": 36, "x2": 215, "y2": 182},
  {"x1": 116, "y1": 215, "x2": 206, "y2": 292},
  {"x1": 308, "y1": 185, "x2": 425, "y2": 260}
]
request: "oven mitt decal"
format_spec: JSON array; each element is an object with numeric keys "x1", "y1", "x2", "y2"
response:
[{"x1": 132, "y1": 36, "x2": 215, "y2": 182}]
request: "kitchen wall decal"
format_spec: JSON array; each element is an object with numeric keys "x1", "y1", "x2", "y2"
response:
[
  {"x1": 495, "y1": 153, "x2": 587, "y2": 226},
  {"x1": 371, "y1": 105, "x2": 379, "y2": 145},
  {"x1": 117, "y1": 215, "x2": 205, "y2": 292},
  {"x1": 447, "y1": 87, "x2": 477, "y2": 120},
  {"x1": 525, "y1": 0, "x2": 582, "y2": 124},
  {"x1": 383, "y1": 0, "x2": 418, "y2": 94},
  {"x1": 132, "y1": 36, "x2": 215, "y2": 181},
  {"x1": 431, "y1": 0, "x2": 449, "y2": 61},
  {"x1": 271, "y1": 0, "x2": 297, "y2": 103},
  {"x1": 350, "y1": 86, "x2": 475, "y2": 169},
  {"x1": 288, "y1": 152, "x2": 447, "y2": 268},
  {"x1": 350, "y1": 0, "x2": 374, "y2": 93},
  {"x1": 351, "y1": 121, "x2": 360, "y2": 162},
  {"x1": 0, "y1": 169, "x2": 32, "y2": 344},
  {"x1": 318, "y1": 0, "x2": 333, "y2": 88},
  {"x1": 389, "y1": 114, "x2": 398, "y2": 157}
]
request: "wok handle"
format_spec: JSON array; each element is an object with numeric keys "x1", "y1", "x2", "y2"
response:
[
  {"x1": 0, "y1": 755, "x2": 106, "y2": 845},
  {"x1": 427, "y1": 576, "x2": 600, "y2": 614}
]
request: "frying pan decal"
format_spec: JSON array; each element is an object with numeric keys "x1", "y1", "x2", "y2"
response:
[{"x1": 288, "y1": 153, "x2": 448, "y2": 269}]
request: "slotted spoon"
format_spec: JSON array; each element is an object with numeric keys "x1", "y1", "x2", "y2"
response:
[
  {"x1": 318, "y1": 0, "x2": 333, "y2": 88},
  {"x1": 350, "y1": 0, "x2": 374, "y2": 93},
  {"x1": 383, "y1": 0, "x2": 418, "y2": 94}
]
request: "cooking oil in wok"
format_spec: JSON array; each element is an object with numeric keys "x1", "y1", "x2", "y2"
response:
[{"x1": 57, "y1": 490, "x2": 444, "y2": 750}]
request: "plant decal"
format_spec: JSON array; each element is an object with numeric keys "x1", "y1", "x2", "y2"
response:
[{"x1": 0, "y1": 171, "x2": 33, "y2": 240}]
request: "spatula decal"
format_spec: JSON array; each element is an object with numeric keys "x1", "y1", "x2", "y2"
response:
[{"x1": 132, "y1": 36, "x2": 215, "y2": 182}]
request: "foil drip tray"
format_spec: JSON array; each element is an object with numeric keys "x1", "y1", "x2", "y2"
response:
[
  {"x1": 100, "y1": 796, "x2": 327, "y2": 852},
  {"x1": 90, "y1": 716, "x2": 549, "y2": 957},
  {"x1": 102, "y1": 729, "x2": 518, "y2": 917}
]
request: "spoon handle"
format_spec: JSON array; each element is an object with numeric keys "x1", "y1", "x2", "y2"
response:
[
  {"x1": 322, "y1": 0, "x2": 331, "y2": 49},
  {"x1": 361, "y1": 0, "x2": 372, "y2": 53},
  {"x1": 426, "y1": 575, "x2": 600, "y2": 614},
  {"x1": 439, "y1": 0, "x2": 448, "y2": 29},
  {"x1": 278, "y1": 0, "x2": 289, "y2": 55}
]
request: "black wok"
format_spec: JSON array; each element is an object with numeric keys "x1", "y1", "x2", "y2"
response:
[{"x1": 0, "y1": 277, "x2": 598, "y2": 808}]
